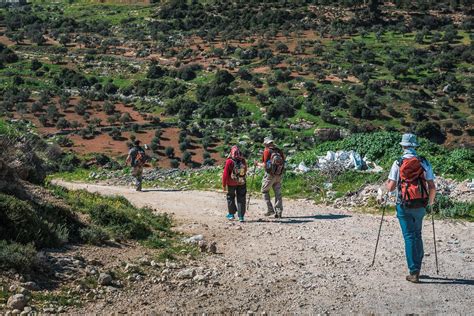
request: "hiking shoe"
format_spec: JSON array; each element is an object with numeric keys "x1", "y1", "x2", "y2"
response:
[
  {"x1": 264, "y1": 210, "x2": 275, "y2": 217},
  {"x1": 239, "y1": 217, "x2": 245, "y2": 222},
  {"x1": 226, "y1": 214, "x2": 235, "y2": 220},
  {"x1": 274, "y1": 212, "x2": 280, "y2": 219},
  {"x1": 406, "y1": 272, "x2": 420, "y2": 283}
]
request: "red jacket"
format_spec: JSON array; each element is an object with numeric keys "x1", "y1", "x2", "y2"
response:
[{"x1": 222, "y1": 158, "x2": 247, "y2": 187}]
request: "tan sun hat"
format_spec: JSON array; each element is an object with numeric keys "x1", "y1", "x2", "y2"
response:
[{"x1": 263, "y1": 137, "x2": 274, "y2": 145}]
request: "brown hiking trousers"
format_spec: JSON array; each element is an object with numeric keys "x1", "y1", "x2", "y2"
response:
[{"x1": 261, "y1": 173, "x2": 283, "y2": 215}]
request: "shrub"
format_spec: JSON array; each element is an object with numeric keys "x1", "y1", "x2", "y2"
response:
[
  {"x1": 165, "y1": 146, "x2": 175, "y2": 158},
  {"x1": 103, "y1": 101, "x2": 115, "y2": 115},
  {"x1": 182, "y1": 151, "x2": 192, "y2": 164},
  {"x1": 0, "y1": 193, "x2": 80, "y2": 248},
  {"x1": 203, "y1": 158, "x2": 215, "y2": 166},
  {"x1": 79, "y1": 226, "x2": 109, "y2": 245},
  {"x1": 0, "y1": 241, "x2": 37, "y2": 272},
  {"x1": 170, "y1": 159, "x2": 180, "y2": 168},
  {"x1": 267, "y1": 96, "x2": 296, "y2": 119},
  {"x1": 179, "y1": 141, "x2": 187, "y2": 152},
  {"x1": 431, "y1": 194, "x2": 473, "y2": 220},
  {"x1": 89, "y1": 204, "x2": 151, "y2": 240}
]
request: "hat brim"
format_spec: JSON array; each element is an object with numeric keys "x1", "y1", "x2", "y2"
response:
[
  {"x1": 400, "y1": 142, "x2": 419, "y2": 147},
  {"x1": 264, "y1": 140, "x2": 274, "y2": 145}
]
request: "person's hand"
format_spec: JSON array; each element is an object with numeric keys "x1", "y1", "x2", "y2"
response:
[
  {"x1": 376, "y1": 187, "x2": 387, "y2": 205},
  {"x1": 223, "y1": 185, "x2": 227, "y2": 193}
]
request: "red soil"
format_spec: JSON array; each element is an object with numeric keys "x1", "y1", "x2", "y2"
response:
[{"x1": 69, "y1": 127, "x2": 224, "y2": 169}]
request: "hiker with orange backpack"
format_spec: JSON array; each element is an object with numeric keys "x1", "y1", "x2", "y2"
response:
[
  {"x1": 222, "y1": 146, "x2": 248, "y2": 222},
  {"x1": 382, "y1": 134, "x2": 436, "y2": 283},
  {"x1": 255, "y1": 137, "x2": 285, "y2": 218},
  {"x1": 126, "y1": 140, "x2": 146, "y2": 192}
]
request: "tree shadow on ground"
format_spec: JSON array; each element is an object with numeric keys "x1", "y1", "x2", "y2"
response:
[
  {"x1": 419, "y1": 276, "x2": 474, "y2": 286},
  {"x1": 141, "y1": 188, "x2": 183, "y2": 192},
  {"x1": 246, "y1": 218, "x2": 315, "y2": 224},
  {"x1": 286, "y1": 214, "x2": 351, "y2": 220}
]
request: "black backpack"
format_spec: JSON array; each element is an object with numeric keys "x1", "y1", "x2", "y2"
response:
[{"x1": 265, "y1": 148, "x2": 285, "y2": 176}]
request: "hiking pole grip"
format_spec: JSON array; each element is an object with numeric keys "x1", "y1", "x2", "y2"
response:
[
  {"x1": 371, "y1": 199, "x2": 387, "y2": 267},
  {"x1": 246, "y1": 164, "x2": 257, "y2": 212},
  {"x1": 430, "y1": 205, "x2": 440, "y2": 275}
]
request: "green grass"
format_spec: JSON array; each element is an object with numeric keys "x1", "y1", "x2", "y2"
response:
[
  {"x1": 32, "y1": 290, "x2": 82, "y2": 308},
  {"x1": 0, "y1": 282, "x2": 9, "y2": 305},
  {"x1": 48, "y1": 185, "x2": 198, "y2": 259},
  {"x1": 48, "y1": 168, "x2": 101, "y2": 182}
]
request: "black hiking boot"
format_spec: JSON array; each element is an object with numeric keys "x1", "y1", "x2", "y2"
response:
[
  {"x1": 406, "y1": 272, "x2": 420, "y2": 283},
  {"x1": 264, "y1": 210, "x2": 275, "y2": 217}
]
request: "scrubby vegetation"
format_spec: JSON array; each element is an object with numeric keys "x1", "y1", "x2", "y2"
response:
[
  {"x1": 0, "y1": 0, "x2": 471, "y2": 171},
  {"x1": 0, "y1": 119, "x2": 195, "y2": 275}
]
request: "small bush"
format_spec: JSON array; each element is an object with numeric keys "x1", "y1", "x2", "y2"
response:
[
  {"x1": 79, "y1": 226, "x2": 109, "y2": 245},
  {"x1": 170, "y1": 159, "x2": 180, "y2": 168},
  {"x1": 0, "y1": 241, "x2": 37, "y2": 272},
  {"x1": 89, "y1": 204, "x2": 151, "y2": 240},
  {"x1": 430, "y1": 194, "x2": 473, "y2": 220},
  {"x1": 0, "y1": 193, "x2": 80, "y2": 248}
]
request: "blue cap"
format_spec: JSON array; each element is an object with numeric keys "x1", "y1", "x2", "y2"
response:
[{"x1": 400, "y1": 133, "x2": 419, "y2": 147}]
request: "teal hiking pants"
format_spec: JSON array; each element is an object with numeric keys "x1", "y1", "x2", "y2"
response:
[{"x1": 396, "y1": 204, "x2": 426, "y2": 274}]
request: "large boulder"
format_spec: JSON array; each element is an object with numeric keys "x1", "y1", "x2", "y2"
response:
[
  {"x1": 7, "y1": 294, "x2": 28, "y2": 311},
  {"x1": 314, "y1": 128, "x2": 349, "y2": 141}
]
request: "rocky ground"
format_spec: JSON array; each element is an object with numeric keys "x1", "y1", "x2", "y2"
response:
[{"x1": 24, "y1": 180, "x2": 471, "y2": 314}]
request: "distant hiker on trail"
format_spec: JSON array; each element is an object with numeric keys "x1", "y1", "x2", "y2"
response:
[
  {"x1": 256, "y1": 137, "x2": 285, "y2": 218},
  {"x1": 222, "y1": 145, "x2": 248, "y2": 222},
  {"x1": 126, "y1": 140, "x2": 146, "y2": 192},
  {"x1": 381, "y1": 133, "x2": 436, "y2": 283}
]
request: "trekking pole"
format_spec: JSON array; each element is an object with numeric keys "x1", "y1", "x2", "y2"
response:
[
  {"x1": 246, "y1": 163, "x2": 257, "y2": 212},
  {"x1": 430, "y1": 204, "x2": 439, "y2": 275},
  {"x1": 370, "y1": 197, "x2": 388, "y2": 267}
]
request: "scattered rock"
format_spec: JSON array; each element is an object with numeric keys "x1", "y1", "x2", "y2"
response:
[
  {"x1": 209, "y1": 242, "x2": 217, "y2": 254},
  {"x1": 165, "y1": 261, "x2": 178, "y2": 269},
  {"x1": 198, "y1": 240, "x2": 208, "y2": 252},
  {"x1": 85, "y1": 266, "x2": 99, "y2": 276},
  {"x1": 7, "y1": 294, "x2": 27, "y2": 311},
  {"x1": 185, "y1": 235, "x2": 204, "y2": 244},
  {"x1": 177, "y1": 268, "x2": 196, "y2": 279},
  {"x1": 20, "y1": 282, "x2": 38, "y2": 291},
  {"x1": 125, "y1": 263, "x2": 139, "y2": 273},
  {"x1": 138, "y1": 257, "x2": 151, "y2": 266},
  {"x1": 98, "y1": 273, "x2": 113, "y2": 286},
  {"x1": 193, "y1": 274, "x2": 208, "y2": 282}
]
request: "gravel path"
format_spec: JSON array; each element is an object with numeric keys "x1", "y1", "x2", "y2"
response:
[{"x1": 54, "y1": 180, "x2": 474, "y2": 314}]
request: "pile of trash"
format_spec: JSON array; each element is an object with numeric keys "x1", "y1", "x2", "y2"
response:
[
  {"x1": 294, "y1": 150, "x2": 383, "y2": 174},
  {"x1": 334, "y1": 177, "x2": 474, "y2": 208}
]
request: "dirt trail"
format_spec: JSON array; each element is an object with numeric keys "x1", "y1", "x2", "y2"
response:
[{"x1": 54, "y1": 180, "x2": 474, "y2": 314}]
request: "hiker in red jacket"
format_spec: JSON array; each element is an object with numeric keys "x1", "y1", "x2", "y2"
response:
[
  {"x1": 222, "y1": 146, "x2": 248, "y2": 222},
  {"x1": 255, "y1": 137, "x2": 285, "y2": 218}
]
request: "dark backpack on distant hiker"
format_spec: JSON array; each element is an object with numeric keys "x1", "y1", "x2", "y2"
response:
[
  {"x1": 397, "y1": 156, "x2": 429, "y2": 208},
  {"x1": 131, "y1": 147, "x2": 146, "y2": 167},
  {"x1": 230, "y1": 158, "x2": 246, "y2": 185},
  {"x1": 266, "y1": 148, "x2": 285, "y2": 176}
]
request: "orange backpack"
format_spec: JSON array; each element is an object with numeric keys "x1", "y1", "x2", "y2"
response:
[{"x1": 397, "y1": 156, "x2": 429, "y2": 208}]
